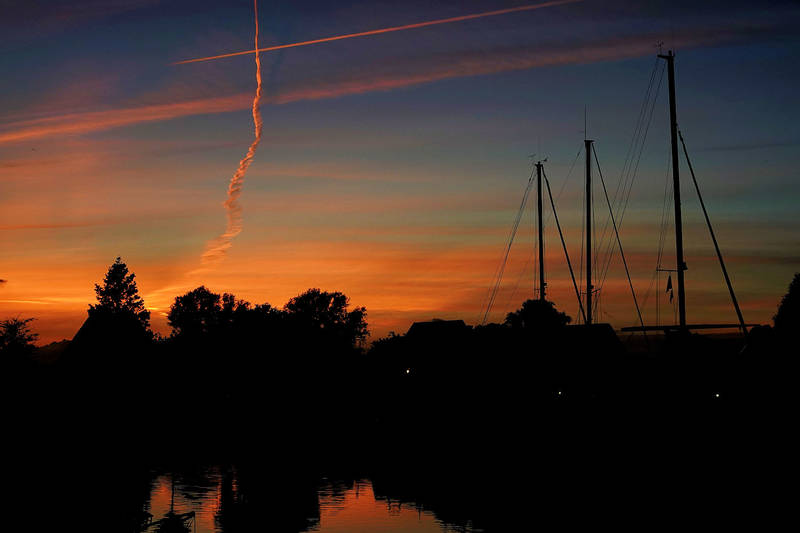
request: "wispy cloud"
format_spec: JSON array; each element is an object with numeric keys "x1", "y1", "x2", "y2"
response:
[
  {"x1": 0, "y1": 93, "x2": 250, "y2": 144},
  {"x1": 0, "y1": 207, "x2": 215, "y2": 232},
  {"x1": 698, "y1": 140, "x2": 800, "y2": 152},
  {"x1": 0, "y1": 222, "x2": 100, "y2": 231},
  {"x1": 0, "y1": 299, "x2": 53, "y2": 305},
  {"x1": 3, "y1": 0, "x2": 161, "y2": 40},
  {"x1": 173, "y1": 0, "x2": 582, "y2": 64},
  {"x1": 0, "y1": 17, "x2": 794, "y2": 146}
]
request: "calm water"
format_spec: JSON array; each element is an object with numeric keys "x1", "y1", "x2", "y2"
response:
[{"x1": 144, "y1": 467, "x2": 480, "y2": 533}]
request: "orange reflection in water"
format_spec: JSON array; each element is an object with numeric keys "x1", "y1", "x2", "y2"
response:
[
  {"x1": 148, "y1": 473, "x2": 221, "y2": 533},
  {"x1": 146, "y1": 472, "x2": 473, "y2": 533},
  {"x1": 314, "y1": 479, "x2": 460, "y2": 533}
]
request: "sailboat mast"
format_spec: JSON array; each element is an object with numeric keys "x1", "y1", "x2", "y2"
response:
[
  {"x1": 659, "y1": 50, "x2": 687, "y2": 330},
  {"x1": 585, "y1": 139, "x2": 593, "y2": 325},
  {"x1": 536, "y1": 161, "x2": 546, "y2": 301}
]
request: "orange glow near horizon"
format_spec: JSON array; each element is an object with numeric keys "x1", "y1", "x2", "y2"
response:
[
  {"x1": 0, "y1": 126, "x2": 789, "y2": 345},
  {"x1": 173, "y1": 0, "x2": 582, "y2": 65},
  {"x1": 0, "y1": 228, "x2": 784, "y2": 345}
]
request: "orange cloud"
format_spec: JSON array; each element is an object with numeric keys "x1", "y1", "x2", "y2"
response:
[{"x1": 0, "y1": 93, "x2": 251, "y2": 144}]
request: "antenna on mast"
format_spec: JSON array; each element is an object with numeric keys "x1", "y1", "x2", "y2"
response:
[{"x1": 584, "y1": 105, "x2": 588, "y2": 139}]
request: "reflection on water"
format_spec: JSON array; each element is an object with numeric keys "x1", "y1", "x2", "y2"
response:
[
  {"x1": 148, "y1": 471, "x2": 221, "y2": 532},
  {"x1": 313, "y1": 478, "x2": 473, "y2": 533},
  {"x1": 144, "y1": 468, "x2": 478, "y2": 533}
]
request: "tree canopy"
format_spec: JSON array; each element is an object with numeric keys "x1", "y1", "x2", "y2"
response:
[
  {"x1": 505, "y1": 299, "x2": 572, "y2": 331},
  {"x1": 169, "y1": 286, "x2": 226, "y2": 337},
  {"x1": 166, "y1": 286, "x2": 368, "y2": 350},
  {"x1": 774, "y1": 272, "x2": 800, "y2": 333},
  {"x1": 90, "y1": 257, "x2": 150, "y2": 329},
  {"x1": 0, "y1": 317, "x2": 38, "y2": 357},
  {"x1": 284, "y1": 288, "x2": 368, "y2": 346}
]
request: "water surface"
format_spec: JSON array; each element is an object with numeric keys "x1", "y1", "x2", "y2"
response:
[{"x1": 144, "y1": 467, "x2": 479, "y2": 533}]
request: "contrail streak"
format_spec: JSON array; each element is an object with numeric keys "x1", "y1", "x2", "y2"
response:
[
  {"x1": 201, "y1": 0, "x2": 263, "y2": 265},
  {"x1": 173, "y1": 0, "x2": 582, "y2": 65}
]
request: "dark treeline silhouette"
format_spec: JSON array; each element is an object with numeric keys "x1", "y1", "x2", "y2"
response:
[
  {"x1": 2, "y1": 258, "x2": 373, "y2": 531},
  {"x1": 2, "y1": 260, "x2": 798, "y2": 531},
  {"x1": 0, "y1": 316, "x2": 38, "y2": 372},
  {"x1": 54, "y1": 259, "x2": 371, "y2": 445}
]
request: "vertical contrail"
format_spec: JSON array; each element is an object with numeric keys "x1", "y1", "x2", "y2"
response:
[{"x1": 201, "y1": 0, "x2": 263, "y2": 265}]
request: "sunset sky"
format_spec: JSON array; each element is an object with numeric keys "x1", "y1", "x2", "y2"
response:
[{"x1": 1, "y1": 0, "x2": 798, "y2": 343}]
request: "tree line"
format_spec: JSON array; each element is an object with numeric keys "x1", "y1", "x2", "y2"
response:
[
  {"x1": 2, "y1": 257, "x2": 800, "y2": 359},
  {"x1": 1, "y1": 257, "x2": 797, "y2": 455},
  {"x1": 1, "y1": 257, "x2": 368, "y2": 355}
]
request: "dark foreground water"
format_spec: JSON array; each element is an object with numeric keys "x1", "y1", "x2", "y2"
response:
[
  {"x1": 145, "y1": 467, "x2": 477, "y2": 533},
  {"x1": 7, "y1": 413, "x2": 788, "y2": 533}
]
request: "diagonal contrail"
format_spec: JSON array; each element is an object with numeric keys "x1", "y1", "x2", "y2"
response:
[
  {"x1": 173, "y1": 0, "x2": 582, "y2": 65},
  {"x1": 200, "y1": 0, "x2": 263, "y2": 265}
]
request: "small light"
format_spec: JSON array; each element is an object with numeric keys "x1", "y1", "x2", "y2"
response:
[
  {"x1": 557, "y1": 391, "x2": 562, "y2": 396},
  {"x1": 715, "y1": 393, "x2": 720, "y2": 398},
  {"x1": 405, "y1": 369, "x2": 410, "y2": 374}
]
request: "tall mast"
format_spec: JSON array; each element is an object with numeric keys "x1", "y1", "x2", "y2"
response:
[
  {"x1": 536, "y1": 161, "x2": 546, "y2": 301},
  {"x1": 659, "y1": 50, "x2": 687, "y2": 330},
  {"x1": 584, "y1": 139, "x2": 593, "y2": 325}
]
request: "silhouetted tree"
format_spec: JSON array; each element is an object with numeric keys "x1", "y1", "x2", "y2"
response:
[
  {"x1": 90, "y1": 257, "x2": 150, "y2": 329},
  {"x1": 168, "y1": 286, "x2": 253, "y2": 337},
  {"x1": 252, "y1": 302, "x2": 280, "y2": 318},
  {"x1": 64, "y1": 259, "x2": 152, "y2": 375},
  {"x1": 284, "y1": 288, "x2": 368, "y2": 347},
  {"x1": 505, "y1": 299, "x2": 571, "y2": 331},
  {"x1": 220, "y1": 292, "x2": 251, "y2": 326},
  {"x1": 0, "y1": 317, "x2": 38, "y2": 358},
  {"x1": 167, "y1": 286, "x2": 223, "y2": 337},
  {"x1": 774, "y1": 272, "x2": 800, "y2": 334}
]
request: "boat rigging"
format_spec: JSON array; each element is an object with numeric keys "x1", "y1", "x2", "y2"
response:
[
  {"x1": 622, "y1": 50, "x2": 752, "y2": 336},
  {"x1": 481, "y1": 50, "x2": 751, "y2": 339}
]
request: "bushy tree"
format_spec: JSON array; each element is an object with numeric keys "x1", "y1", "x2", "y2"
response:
[
  {"x1": 221, "y1": 292, "x2": 251, "y2": 322},
  {"x1": 0, "y1": 317, "x2": 38, "y2": 357},
  {"x1": 167, "y1": 286, "x2": 367, "y2": 349},
  {"x1": 90, "y1": 257, "x2": 150, "y2": 329},
  {"x1": 167, "y1": 286, "x2": 251, "y2": 337},
  {"x1": 505, "y1": 299, "x2": 571, "y2": 331},
  {"x1": 285, "y1": 288, "x2": 368, "y2": 347},
  {"x1": 774, "y1": 272, "x2": 800, "y2": 333},
  {"x1": 168, "y1": 286, "x2": 223, "y2": 337}
]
